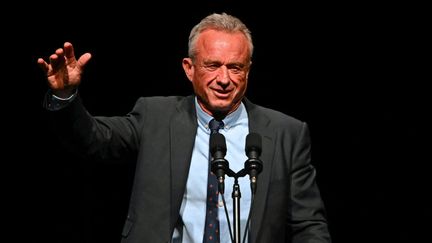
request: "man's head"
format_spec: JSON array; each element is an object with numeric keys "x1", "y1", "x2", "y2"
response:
[{"x1": 182, "y1": 13, "x2": 253, "y2": 118}]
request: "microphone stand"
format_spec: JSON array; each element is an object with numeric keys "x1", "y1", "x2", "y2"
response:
[
  {"x1": 223, "y1": 168, "x2": 248, "y2": 243},
  {"x1": 232, "y1": 180, "x2": 241, "y2": 243}
]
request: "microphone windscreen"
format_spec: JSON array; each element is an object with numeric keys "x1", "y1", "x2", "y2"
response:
[
  {"x1": 246, "y1": 133, "x2": 262, "y2": 155},
  {"x1": 210, "y1": 133, "x2": 227, "y2": 155}
]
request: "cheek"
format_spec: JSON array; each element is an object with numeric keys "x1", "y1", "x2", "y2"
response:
[
  {"x1": 192, "y1": 80, "x2": 207, "y2": 95},
  {"x1": 233, "y1": 76, "x2": 248, "y2": 89},
  {"x1": 193, "y1": 72, "x2": 213, "y2": 89},
  {"x1": 197, "y1": 71, "x2": 217, "y2": 81}
]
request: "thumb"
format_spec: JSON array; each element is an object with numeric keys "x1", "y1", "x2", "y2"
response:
[{"x1": 76, "y1": 53, "x2": 92, "y2": 72}]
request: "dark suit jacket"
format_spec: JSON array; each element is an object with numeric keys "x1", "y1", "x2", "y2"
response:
[{"x1": 50, "y1": 95, "x2": 331, "y2": 243}]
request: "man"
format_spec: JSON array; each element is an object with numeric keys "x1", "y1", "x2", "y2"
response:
[{"x1": 38, "y1": 12, "x2": 331, "y2": 243}]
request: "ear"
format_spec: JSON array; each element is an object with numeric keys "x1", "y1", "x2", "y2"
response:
[
  {"x1": 182, "y1": 58, "x2": 194, "y2": 82},
  {"x1": 245, "y1": 60, "x2": 252, "y2": 79}
]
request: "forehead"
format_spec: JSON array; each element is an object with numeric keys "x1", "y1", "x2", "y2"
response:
[{"x1": 196, "y1": 29, "x2": 250, "y2": 59}]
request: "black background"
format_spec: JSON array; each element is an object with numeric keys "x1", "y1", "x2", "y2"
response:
[{"x1": 5, "y1": 1, "x2": 429, "y2": 242}]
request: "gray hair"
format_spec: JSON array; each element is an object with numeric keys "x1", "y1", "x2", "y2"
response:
[{"x1": 188, "y1": 13, "x2": 254, "y2": 61}]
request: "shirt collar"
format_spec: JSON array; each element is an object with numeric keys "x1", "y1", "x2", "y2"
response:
[{"x1": 195, "y1": 97, "x2": 246, "y2": 133}]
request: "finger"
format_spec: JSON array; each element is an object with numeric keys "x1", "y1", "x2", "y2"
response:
[
  {"x1": 37, "y1": 58, "x2": 49, "y2": 74},
  {"x1": 64, "y1": 42, "x2": 76, "y2": 64},
  {"x1": 50, "y1": 48, "x2": 66, "y2": 71},
  {"x1": 49, "y1": 54, "x2": 60, "y2": 71},
  {"x1": 55, "y1": 47, "x2": 65, "y2": 58}
]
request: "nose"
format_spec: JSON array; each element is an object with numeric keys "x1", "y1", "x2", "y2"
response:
[{"x1": 216, "y1": 66, "x2": 230, "y2": 86}]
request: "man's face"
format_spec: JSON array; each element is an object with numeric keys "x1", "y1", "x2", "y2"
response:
[{"x1": 182, "y1": 29, "x2": 251, "y2": 117}]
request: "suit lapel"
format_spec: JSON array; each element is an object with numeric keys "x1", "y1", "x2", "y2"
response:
[
  {"x1": 244, "y1": 98, "x2": 276, "y2": 243},
  {"x1": 169, "y1": 96, "x2": 198, "y2": 231}
]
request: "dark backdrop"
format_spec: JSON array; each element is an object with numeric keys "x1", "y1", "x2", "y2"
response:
[{"x1": 6, "y1": 1, "x2": 429, "y2": 243}]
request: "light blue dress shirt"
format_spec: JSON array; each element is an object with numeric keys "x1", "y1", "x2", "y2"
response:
[{"x1": 174, "y1": 97, "x2": 251, "y2": 243}]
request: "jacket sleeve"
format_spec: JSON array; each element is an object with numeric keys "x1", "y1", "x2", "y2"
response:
[
  {"x1": 45, "y1": 93, "x2": 141, "y2": 161},
  {"x1": 290, "y1": 122, "x2": 332, "y2": 243}
]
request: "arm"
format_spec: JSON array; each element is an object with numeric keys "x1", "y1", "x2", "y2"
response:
[
  {"x1": 290, "y1": 122, "x2": 331, "y2": 243},
  {"x1": 38, "y1": 42, "x2": 139, "y2": 160}
]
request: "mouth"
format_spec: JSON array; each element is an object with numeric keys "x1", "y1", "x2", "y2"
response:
[{"x1": 212, "y1": 88, "x2": 231, "y2": 98}]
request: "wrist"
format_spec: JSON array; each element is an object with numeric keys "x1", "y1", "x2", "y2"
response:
[{"x1": 52, "y1": 88, "x2": 77, "y2": 99}]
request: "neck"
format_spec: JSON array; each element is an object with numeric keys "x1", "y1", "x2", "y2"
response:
[
  {"x1": 198, "y1": 100, "x2": 242, "y2": 121},
  {"x1": 211, "y1": 110, "x2": 227, "y2": 121}
]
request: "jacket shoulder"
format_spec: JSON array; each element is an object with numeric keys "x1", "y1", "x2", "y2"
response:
[{"x1": 244, "y1": 98, "x2": 305, "y2": 129}]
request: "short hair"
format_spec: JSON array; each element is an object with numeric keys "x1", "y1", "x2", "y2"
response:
[{"x1": 188, "y1": 13, "x2": 254, "y2": 61}]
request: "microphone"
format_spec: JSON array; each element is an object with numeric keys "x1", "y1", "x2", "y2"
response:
[
  {"x1": 244, "y1": 133, "x2": 263, "y2": 194},
  {"x1": 210, "y1": 133, "x2": 229, "y2": 194}
]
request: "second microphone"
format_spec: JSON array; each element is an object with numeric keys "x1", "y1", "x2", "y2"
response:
[{"x1": 210, "y1": 132, "x2": 229, "y2": 194}]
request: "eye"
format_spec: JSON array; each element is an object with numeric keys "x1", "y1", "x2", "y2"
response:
[
  {"x1": 204, "y1": 63, "x2": 221, "y2": 71},
  {"x1": 207, "y1": 64, "x2": 219, "y2": 71},
  {"x1": 227, "y1": 64, "x2": 244, "y2": 74}
]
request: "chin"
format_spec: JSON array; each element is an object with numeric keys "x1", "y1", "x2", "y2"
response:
[{"x1": 211, "y1": 101, "x2": 231, "y2": 110}]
